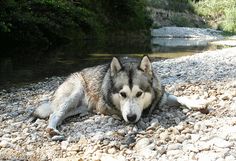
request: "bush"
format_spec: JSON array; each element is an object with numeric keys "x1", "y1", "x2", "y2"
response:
[
  {"x1": 148, "y1": 0, "x2": 194, "y2": 12},
  {"x1": 0, "y1": 0, "x2": 100, "y2": 49},
  {"x1": 0, "y1": 0, "x2": 151, "y2": 51},
  {"x1": 170, "y1": 15, "x2": 193, "y2": 27},
  {"x1": 220, "y1": 7, "x2": 236, "y2": 33},
  {"x1": 193, "y1": 0, "x2": 236, "y2": 33}
]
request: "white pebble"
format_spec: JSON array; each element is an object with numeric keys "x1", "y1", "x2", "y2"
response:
[
  {"x1": 134, "y1": 138, "x2": 150, "y2": 151},
  {"x1": 210, "y1": 137, "x2": 233, "y2": 148}
]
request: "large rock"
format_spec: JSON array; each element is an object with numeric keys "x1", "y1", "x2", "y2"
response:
[
  {"x1": 151, "y1": 27, "x2": 224, "y2": 47},
  {"x1": 151, "y1": 27, "x2": 223, "y2": 39}
]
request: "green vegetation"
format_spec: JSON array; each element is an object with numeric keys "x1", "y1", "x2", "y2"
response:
[
  {"x1": 148, "y1": 0, "x2": 194, "y2": 12},
  {"x1": 192, "y1": 0, "x2": 236, "y2": 33},
  {"x1": 148, "y1": 0, "x2": 236, "y2": 33},
  {"x1": 170, "y1": 15, "x2": 192, "y2": 27},
  {"x1": 147, "y1": 0, "x2": 206, "y2": 28},
  {"x1": 0, "y1": 0, "x2": 151, "y2": 51}
]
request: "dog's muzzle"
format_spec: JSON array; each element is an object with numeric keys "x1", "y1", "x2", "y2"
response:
[{"x1": 121, "y1": 99, "x2": 142, "y2": 123}]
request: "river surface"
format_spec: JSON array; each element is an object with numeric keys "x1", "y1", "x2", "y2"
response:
[{"x1": 0, "y1": 38, "x2": 222, "y2": 89}]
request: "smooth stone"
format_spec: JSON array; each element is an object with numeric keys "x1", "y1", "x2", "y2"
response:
[
  {"x1": 225, "y1": 155, "x2": 236, "y2": 161},
  {"x1": 92, "y1": 132, "x2": 105, "y2": 141},
  {"x1": 123, "y1": 135, "x2": 136, "y2": 145},
  {"x1": 134, "y1": 138, "x2": 150, "y2": 151},
  {"x1": 139, "y1": 149, "x2": 158, "y2": 159},
  {"x1": 210, "y1": 137, "x2": 233, "y2": 148},
  {"x1": 197, "y1": 141, "x2": 211, "y2": 151},
  {"x1": 107, "y1": 147, "x2": 117, "y2": 154},
  {"x1": 191, "y1": 134, "x2": 200, "y2": 142},
  {"x1": 183, "y1": 143, "x2": 199, "y2": 153},
  {"x1": 166, "y1": 150, "x2": 183, "y2": 156},
  {"x1": 100, "y1": 154, "x2": 126, "y2": 161},
  {"x1": 168, "y1": 143, "x2": 182, "y2": 150},
  {"x1": 176, "y1": 134, "x2": 186, "y2": 143},
  {"x1": 156, "y1": 146, "x2": 166, "y2": 155},
  {"x1": 0, "y1": 140, "x2": 14, "y2": 148},
  {"x1": 51, "y1": 135, "x2": 65, "y2": 141},
  {"x1": 61, "y1": 141, "x2": 69, "y2": 150},
  {"x1": 197, "y1": 152, "x2": 221, "y2": 161},
  {"x1": 159, "y1": 132, "x2": 170, "y2": 141}
]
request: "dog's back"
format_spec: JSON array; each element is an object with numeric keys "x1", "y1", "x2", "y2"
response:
[{"x1": 34, "y1": 64, "x2": 109, "y2": 118}]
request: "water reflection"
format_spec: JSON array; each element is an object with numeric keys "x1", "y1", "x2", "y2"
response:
[{"x1": 0, "y1": 38, "x2": 221, "y2": 88}]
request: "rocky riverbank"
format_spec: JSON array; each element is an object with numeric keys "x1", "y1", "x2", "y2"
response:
[
  {"x1": 151, "y1": 27, "x2": 224, "y2": 47},
  {"x1": 0, "y1": 47, "x2": 236, "y2": 161}
]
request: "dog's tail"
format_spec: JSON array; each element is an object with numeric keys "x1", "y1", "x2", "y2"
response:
[
  {"x1": 25, "y1": 101, "x2": 52, "y2": 123},
  {"x1": 33, "y1": 102, "x2": 52, "y2": 119}
]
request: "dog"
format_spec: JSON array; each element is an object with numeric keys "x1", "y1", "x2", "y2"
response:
[{"x1": 33, "y1": 56, "x2": 207, "y2": 137}]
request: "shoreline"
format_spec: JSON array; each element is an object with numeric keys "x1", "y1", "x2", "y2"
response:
[{"x1": 0, "y1": 47, "x2": 236, "y2": 160}]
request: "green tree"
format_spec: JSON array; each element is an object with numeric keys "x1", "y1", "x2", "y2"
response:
[{"x1": 0, "y1": 0, "x2": 151, "y2": 51}]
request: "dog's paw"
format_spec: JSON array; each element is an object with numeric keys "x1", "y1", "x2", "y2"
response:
[
  {"x1": 46, "y1": 128, "x2": 65, "y2": 141},
  {"x1": 46, "y1": 127, "x2": 63, "y2": 137}
]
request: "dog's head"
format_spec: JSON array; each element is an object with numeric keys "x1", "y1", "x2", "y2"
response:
[{"x1": 109, "y1": 56, "x2": 155, "y2": 123}]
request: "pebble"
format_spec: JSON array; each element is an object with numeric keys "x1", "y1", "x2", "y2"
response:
[
  {"x1": 197, "y1": 152, "x2": 221, "y2": 161},
  {"x1": 61, "y1": 141, "x2": 69, "y2": 150},
  {"x1": 181, "y1": 128, "x2": 192, "y2": 134},
  {"x1": 92, "y1": 131, "x2": 105, "y2": 141},
  {"x1": 134, "y1": 138, "x2": 150, "y2": 151},
  {"x1": 51, "y1": 135, "x2": 65, "y2": 141},
  {"x1": 175, "y1": 123, "x2": 185, "y2": 131},
  {"x1": 139, "y1": 148, "x2": 158, "y2": 159},
  {"x1": 167, "y1": 143, "x2": 182, "y2": 150},
  {"x1": 159, "y1": 131, "x2": 170, "y2": 141},
  {"x1": 210, "y1": 137, "x2": 233, "y2": 148},
  {"x1": 67, "y1": 144, "x2": 80, "y2": 151},
  {"x1": 183, "y1": 143, "x2": 199, "y2": 153},
  {"x1": 123, "y1": 134, "x2": 136, "y2": 145},
  {"x1": 225, "y1": 155, "x2": 236, "y2": 161},
  {"x1": 166, "y1": 150, "x2": 183, "y2": 156},
  {"x1": 174, "y1": 117, "x2": 181, "y2": 124},
  {"x1": 156, "y1": 146, "x2": 166, "y2": 155},
  {"x1": 230, "y1": 100, "x2": 236, "y2": 111},
  {"x1": 100, "y1": 154, "x2": 126, "y2": 161},
  {"x1": 108, "y1": 147, "x2": 117, "y2": 154},
  {"x1": 137, "y1": 120, "x2": 147, "y2": 129},
  {"x1": 196, "y1": 141, "x2": 211, "y2": 151},
  {"x1": 176, "y1": 134, "x2": 186, "y2": 143},
  {"x1": 0, "y1": 140, "x2": 14, "y2": 148},
  {"x1": 220, "y1": 93, "x2": 232, "y2": 100}
]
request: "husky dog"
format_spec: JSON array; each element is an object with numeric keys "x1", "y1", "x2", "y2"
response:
[{"x1": 33, "y1": 56, "x2": 206, "y2": 136}]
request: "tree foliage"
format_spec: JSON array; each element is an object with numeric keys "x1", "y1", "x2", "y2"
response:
[{"x1": 0, "y1": 0, "x2": 151, "y2": 50}]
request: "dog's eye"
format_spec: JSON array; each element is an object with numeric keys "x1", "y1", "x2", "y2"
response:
[
  {"x1": 136, "y1": 91, "x2": 143, "y2": 98},
  {"x1": 120, "y1": 92, "x2": 127, "y2": 98}
]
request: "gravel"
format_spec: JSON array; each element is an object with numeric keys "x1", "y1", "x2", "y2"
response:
[{"x1": 0, "y1": 47, "x2": 236, "y2": 161}]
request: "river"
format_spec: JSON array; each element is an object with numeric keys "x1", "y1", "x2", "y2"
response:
[{"x1": 0, "y1": 37, "x2": 222, "y2": 88}]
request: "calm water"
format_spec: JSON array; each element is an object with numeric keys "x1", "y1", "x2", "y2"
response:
[{"x1": 0, "y1": 38, "x2": 221, "y2": 88}]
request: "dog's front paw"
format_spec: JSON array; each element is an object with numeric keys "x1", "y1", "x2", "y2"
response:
[
  {"x1": 46, "y1": 127, "x2": 63, "y2": 137},
  {"x1": 46, "y1": 127, "x2": 65, "y2": 141}
]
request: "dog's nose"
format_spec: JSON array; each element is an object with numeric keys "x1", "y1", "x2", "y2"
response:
[{"x1": 127, "y1": 114, "x2": 137, "y2": 122}]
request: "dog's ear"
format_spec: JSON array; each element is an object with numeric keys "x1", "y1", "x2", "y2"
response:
[
  {"x1": 139, "y1": 56, "x2": 152, "y2": 75},
  {"x1": 110, "y1": 57, "x2": 122, "y2": 76}
]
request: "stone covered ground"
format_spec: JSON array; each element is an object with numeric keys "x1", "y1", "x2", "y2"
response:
[{"x1": 0, "y1": 47, "x2": 236, "y2": 161}]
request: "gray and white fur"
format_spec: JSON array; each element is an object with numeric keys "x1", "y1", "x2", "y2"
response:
[{"x1": 33, "y1": 56, "x2": 207, "y2": 136}]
